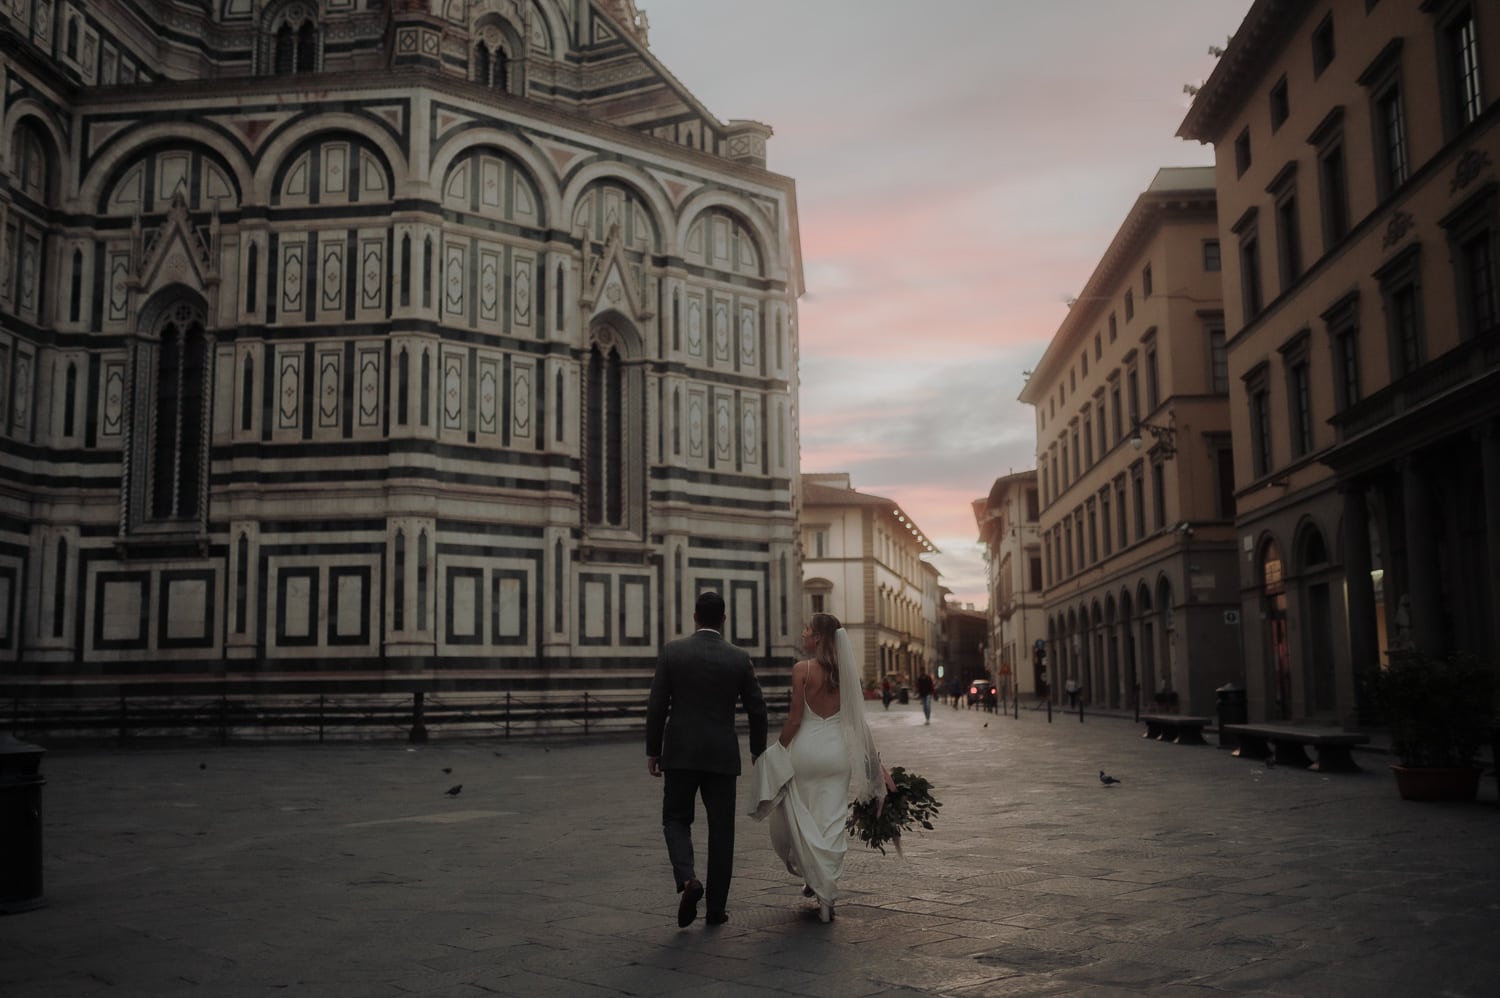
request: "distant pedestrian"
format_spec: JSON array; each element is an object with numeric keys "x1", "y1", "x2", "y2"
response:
[
  {"x1": 881, "y1": 678, "x2": 893, "y2": 711},
  {"x1": 917, "y1": 671, "x2": 935, "y2": 724},
  {"x1": 1065, "y1": 677, "x2": 1078, "y2": 708}
]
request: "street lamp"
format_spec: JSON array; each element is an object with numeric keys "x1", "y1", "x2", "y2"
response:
[{"x1": 1130, "y1": 416, "x2": 1177, "y2": 459}]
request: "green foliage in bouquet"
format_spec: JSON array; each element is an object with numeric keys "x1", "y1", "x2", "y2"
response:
[{"x1": 845, "y1": 766, "x2": 942, "y2": 855}]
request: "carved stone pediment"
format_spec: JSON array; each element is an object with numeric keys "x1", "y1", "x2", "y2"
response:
[
  {"x1": 136, "y1": 192, "x2": 220, "y2": 295},
  {"x1": 578, "y1": 223, "x2": 654, "y2": 322}
]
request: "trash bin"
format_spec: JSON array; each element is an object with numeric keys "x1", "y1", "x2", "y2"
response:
[
  {"x1": 0, "y1": 733, "x2": 45, "y2": 913},
  {"x1": 1216, "y1": 682, "x2": 1248, "y2": 749}
]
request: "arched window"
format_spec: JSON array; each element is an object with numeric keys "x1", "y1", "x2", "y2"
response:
[
  {"x1": 69, "y1": 250, "x2": 83, "y2": 322},
  {"x1": 15, "y1": 121, "x2": 51, "y2": 203},
  {"x1": 584, "y1": 324, "x2": 644, "y2": 535},
  {"x1": 150, "y1": 304, "x2": 208, "y2": 520},
  {"x1": 265, "y1": 6, "x2": 319, "y2": 75},
  {"x1": 130, "y1": 297, "x2": 210, "y2": 528},
  {"x1": 472, "y1": 20, "x2": 515, "y2": 92},
  {"x1": 586, "y1": 341, "x2": 624, "y2": 526},
  {"x1": 63, "y1": 362, "x2": 77, "y2": 437},
  {"x1": 296, "y1": 22, "x2": 317, "y2": 72}
]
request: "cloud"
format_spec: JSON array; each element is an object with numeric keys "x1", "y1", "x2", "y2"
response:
[{"x1": 642, "y1": 0, "x2": 1248, "y2": 607}]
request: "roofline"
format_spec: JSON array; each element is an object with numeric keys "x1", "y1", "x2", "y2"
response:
[
  {"x1": 1176, "y1": 0, "x2": 1307, "y2": 144},
  {"x1": 1018, "y1": 177, "x2": 1216, "y2": 404}
]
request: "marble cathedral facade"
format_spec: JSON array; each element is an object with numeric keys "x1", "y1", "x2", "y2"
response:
[{"x1": 0, "y1": 0, "x2": 804, "y2": 694}]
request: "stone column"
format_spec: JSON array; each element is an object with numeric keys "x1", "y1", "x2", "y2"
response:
[
  {"x1": 1401, "y1": 458, "x2": 1443, "y2": 656},
  {"x1": 1482, "y1": 423, "x2": 1500, "y2": 666}
]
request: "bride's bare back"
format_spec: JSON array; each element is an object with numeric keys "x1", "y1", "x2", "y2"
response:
[{"x1": 798, "y1": 659, "x2": 842, "y2": 719}]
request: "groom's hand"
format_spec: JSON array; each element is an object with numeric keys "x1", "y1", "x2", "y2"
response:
[{"x1": 647, "y1": 756, "x2": 662, "y2": 777}]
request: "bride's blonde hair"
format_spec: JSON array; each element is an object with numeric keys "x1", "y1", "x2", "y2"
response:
[{"x1": 807, "y1": 612, "x2": 842, "y2": 690}]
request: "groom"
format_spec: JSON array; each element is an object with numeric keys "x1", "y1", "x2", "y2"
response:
[{"x1": 646, "y1": 591, "x2": 768, "y2": 927}]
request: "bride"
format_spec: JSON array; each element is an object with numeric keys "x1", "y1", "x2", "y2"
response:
[{"x1": 749, "y1": 613, "x2": 895, "y2": 923}]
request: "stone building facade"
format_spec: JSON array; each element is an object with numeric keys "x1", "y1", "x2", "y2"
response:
[
  {"x1": 973, "y1": 470, "x2": 1046, "y2": 700},
  {"x1": 0, "y1": 0, "x2": 804, "y2": 694},
  {"x1": 1019, "y1": 168, "x2": 1243, "y2": 718},
  {"x1": 800, "y1": 472, "x2": 940, "y2": 689},
  {"x1": 1179, "y1": 0, "x2": 1500, "y2": 724}
]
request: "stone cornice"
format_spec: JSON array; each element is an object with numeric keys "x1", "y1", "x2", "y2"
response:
[{"x1": 72, "y1": 66, "x2": 796, "y2": 196}]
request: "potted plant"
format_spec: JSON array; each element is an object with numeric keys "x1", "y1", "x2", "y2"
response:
[{"x1": 1369, "y1": 650, "x2": 1496, "y2": 802}]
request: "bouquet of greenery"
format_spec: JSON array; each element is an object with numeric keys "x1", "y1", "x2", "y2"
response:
[{"x1": 845, "y1": 766, "x2": 941, "y2": 855}]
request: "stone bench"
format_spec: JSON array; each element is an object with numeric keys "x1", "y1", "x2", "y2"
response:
[
  {"x1": 1140, "y1": 714, "x2": 1212, "y2": 745},
  {"x1": 1223, "y1": 724, "x2": 1370, "y2": 773}
]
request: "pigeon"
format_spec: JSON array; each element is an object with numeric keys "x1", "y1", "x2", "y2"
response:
[
  {"x1": 983, "y1": 723, "x2": 989, "y2": 728},
  {"x1": 445, "y1": 784, "x2": 463, "y2": 796},
  {"x1": 442, "y1": 767, "x2": 452, "y2": 774},
  {"x1": 1099, "y1": 771, "x2": 1121, "y2": 786}
]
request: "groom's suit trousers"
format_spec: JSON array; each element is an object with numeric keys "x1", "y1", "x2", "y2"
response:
[{"x1": 662, "y1": 769, "x2": 737, "y2": 915}]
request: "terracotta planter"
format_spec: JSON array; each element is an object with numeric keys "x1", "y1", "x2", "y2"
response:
[{"x1": 1389, "y1": 764, "x2": 1483, "y2": 802}]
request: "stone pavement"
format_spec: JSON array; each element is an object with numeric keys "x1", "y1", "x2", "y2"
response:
[{"x1": 2, "y1": 701, "x2": 1497, "y2": 998}]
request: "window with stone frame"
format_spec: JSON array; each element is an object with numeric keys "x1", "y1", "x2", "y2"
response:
[
  {"x1": 1268, "y1": 162, "x2": 1303, "y2": 291},
  {"x1": 1114, "y1": 475, "x2": 1128, "y2": 550},
  {"x1": 1269, "y1": 75, "x2": 1290, "y2": 132},
  {"x1": 1440, "y1": 182, "x2": 1498, "y2": 341},
  {"x1": 1208, "y1": 434, "x2": 1236, "y2": 519},
  {"x1": 1308, "y1": 106, "x2": 1350, "y2": 253},
  {"x1": 1082, "y1": 411, "x2": 1093, "y2": 467},
  {"x1": 1150, "y1": 458, "x2": 1167, "y2": 531},
  {"x1": 1206, "y1": 317, "x2": 1229, "y2": 394},
  {"x1": 1130, "y1": 462, "x2": 1146, "y2": 541},
  {"x1": 474, "y1": 35, "x2": 510, "y2": 91},
  {"x1": 1086, "y1": 498, "x2": 1098, "y2": 564},
  {"x1": 1232, "y1": 206, "x2": 1264, "y2": 324},
  {"x1": 1099, "y1": 487, "x2": 1112, "y2": 557},
  {"x1": 1360, "y1": 40, "x2": 1409, "y2": 199},
  {"x1": 1321, "y1": 290, "x2": 1363, "y2": 412},
  {"x1": 1143, "y1": 332, "x2": 1160, "y2": 411},
  {"x1": 129, "y1": 297, "x2": 211, "y2": 528},
  {"x1": 1312, "y1": 13, "x2": 1336, "y2": 78},
  {"x1": 1203, "y1": 239, "x2": 1221, "y2": 272},
  {"x1": 1109, "y1": 375, "x2": 1123, "y2": 444},
  {"x1": 1278, "y1": 329, "x2": 1314, "y2": 459},
  {"x1": 1374, "y1": 244, "x2": 1425, "y2": 381},
  {"x1": 1433, "y1": 1, "x2": 1484, "y2": 140},
  {"x1": 1244, "y1": 361, "x2": 1273, "y2": 480},
  {"x1": 1095, "y1": 395, "x2": 1107, "y2": 457},
  {"x1": 264, "y1": 3, "x2": 319, "y2": 75},
  {"x1": 584, "y1": 323, "x2": 645, "y2": 537}
]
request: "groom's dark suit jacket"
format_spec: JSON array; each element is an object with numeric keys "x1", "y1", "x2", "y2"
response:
[{"x1": 646, "y1": 629, "x2": 768, "y2": 774}]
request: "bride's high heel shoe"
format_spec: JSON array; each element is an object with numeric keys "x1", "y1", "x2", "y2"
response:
[{"x1": 817, "y1": 901, "x2": 834, "y2": 923}]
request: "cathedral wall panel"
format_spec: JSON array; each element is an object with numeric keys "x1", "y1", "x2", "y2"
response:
[{"x1": 1, "y1": 6, "x2": 804, "y2": 690}]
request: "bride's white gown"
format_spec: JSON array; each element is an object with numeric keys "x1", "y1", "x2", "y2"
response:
[{"x1": 747, "y1": 703, "x2": 852, "y2": 905}]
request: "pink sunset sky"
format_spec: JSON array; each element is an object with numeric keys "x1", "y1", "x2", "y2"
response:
[{"x1": 643, "y1": 0, "x2": 1250, "y2": 607}]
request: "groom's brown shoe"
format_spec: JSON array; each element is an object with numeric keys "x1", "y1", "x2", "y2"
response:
[{"x1": 677, "y1": 879, "x2": 703, "y2": 927}]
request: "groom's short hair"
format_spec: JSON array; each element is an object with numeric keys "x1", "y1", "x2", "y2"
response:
[{"x1": 694, "y1": 591, "x2": 726, "y2": 628}]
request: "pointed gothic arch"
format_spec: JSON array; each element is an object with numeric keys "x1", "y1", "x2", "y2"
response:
[
  {"x1": 260, "y1": 1, "x2": 321, "y2": 75},
  {"x1": 127, "y1": 286, "x2": 212, "y2": 529},
  {"x1": 471, "y1": 12, "x2": 524, "y2": 93},
  {"x1": 583, "y1": 314, "x2": 646, "y2": 537}
]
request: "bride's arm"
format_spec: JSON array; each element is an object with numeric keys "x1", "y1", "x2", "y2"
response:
[{"x1": 776, "y1": 661, "x2": 806, "y2": 748}]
